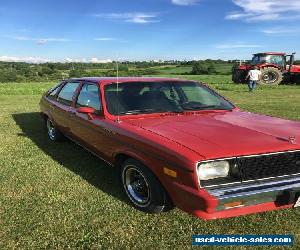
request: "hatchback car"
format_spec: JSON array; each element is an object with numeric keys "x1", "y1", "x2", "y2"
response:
[{"x1": 40, "y1": 77, "x2": 300, "y2": 219}]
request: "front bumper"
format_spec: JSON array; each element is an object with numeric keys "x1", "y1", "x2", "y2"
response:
[
  {"x1": 206, "y1": 174, "x2": 300, "y2": 212},
  {"x1": 173, "y1": 174, "x2": 300, "y2": 220}
]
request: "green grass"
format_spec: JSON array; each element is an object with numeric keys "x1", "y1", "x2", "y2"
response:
[
  {"x1": 154, "y1": 66, "x2": 192, "y2": 74},
  {"x1": 152, "y1": 63, "x2": 233, "y2": 75},
  {"x1": 1, "y1": 77, "x2": 300, "y2": 249}
]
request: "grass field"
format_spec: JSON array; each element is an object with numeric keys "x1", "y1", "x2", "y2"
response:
[
  {"x1": 146, "y1": 62, "x2": 233, "y2": 75},
  {"x1": 1, "y1": 75, "x2": 300, "y2": 249}
]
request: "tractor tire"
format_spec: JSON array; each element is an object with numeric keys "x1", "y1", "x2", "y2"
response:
[
  {"x1": 232, "y1": 69, "x2": 245, "y2": 84},
  {"x1": 259, "y1": 67, "x2": 283, "y2": 85}
]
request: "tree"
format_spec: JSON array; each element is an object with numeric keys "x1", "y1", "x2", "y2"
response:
[
  {"x1": 115, "y1": 64, "x2": 129, "y2": 72},
  {"x1": 191, "y1": 62, "x2": 208, "y2": 75},
  {"x1": 69, "y1": 69, "x2": 85, "y2": 78},
  {"x1": 207, "y1": 63, "x2": 217, "y2": 75}
]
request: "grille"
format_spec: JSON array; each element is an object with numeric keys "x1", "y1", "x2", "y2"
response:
[{"x1": 238, "y1": 151, "x2": 300, "y2": 181}]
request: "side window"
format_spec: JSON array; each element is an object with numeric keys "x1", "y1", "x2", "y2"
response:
[
  {"x1": 76, "y1": 83, "x2": 102, "y2": 112},
  {"x1": 251, "y1": 55, "x2": 260, "y2": 65},
  {"x1": 47, "y1": 83, "x2": 62, "y2": 100},
  {"x1": 57, "y1": 82, "x2": 80, "y2": 106},
  {"x1": 270, "y1": 56, "x2": 284, "y2": 66}
]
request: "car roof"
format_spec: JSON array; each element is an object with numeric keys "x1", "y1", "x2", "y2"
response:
[
  {"x1": 253, "y1": 52, "x2": 286, "y2": 56},
  {"x1": 68, "y1": 77, "x2": 194, "y2": 85}
]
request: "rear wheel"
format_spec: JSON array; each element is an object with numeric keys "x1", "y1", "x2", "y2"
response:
[
  {"x1": 232, "y1": 64, "x2": 247, "y2": 84},
  {"x1": 232, "y1": 69, "x2": 246, "y2": 84},
  {"x1": 120, "y1": 158, "x2": 172, "y2": 213},
  {"x1": 259, "y1": 67, "x2": 283, "y2": 85},
  {"x1": 46, "y1": 118, "x2": 64, "y2": 141}
]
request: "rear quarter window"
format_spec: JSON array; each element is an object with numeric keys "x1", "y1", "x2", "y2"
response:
[{"x1": 47, "y1": 83, "x2": 62, "y2": 100}]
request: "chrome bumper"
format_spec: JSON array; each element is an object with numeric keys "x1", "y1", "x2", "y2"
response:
[{"x1": 206, "y1": 175, "x2": 300, "y2": 210}]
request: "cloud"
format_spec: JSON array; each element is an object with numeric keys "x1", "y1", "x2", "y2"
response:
[
  {"x1": 215, "y1": 43, "x2": 262, "y2": 49},
  {"x1": 37, "y1": 39, "x2": 48, "y2": 45},
  {"x1": 11, "y1": 36, "x2": 70, "y2": 45},
  {"x1": 0, "y1": 56, "x2": 114, "y2": 64},
  {"x1": 226, "y1": 0, "x2": 300, "y2": 22},
  {"x1": 40, "y1": 38, "x2": 70, "y2": 42},
  {"x1": 14, "y1": 36, "x2": 31, "y2": 41},
  {"x1": 93, "y1": 12, "x2": 160, "y2": 23},
  {"x1": 65, "y1": 57, "x2": 113, "y2": 63},
  {"x1": 262, "y1": 26, "x2": 300, "y2": 35},
  {"x1": 0, "y1": 56, "x2": 51, "y2": 63},
  {"x1": 90, "y1": 58, "x2": 113, "y2": 63},
  {"x1": 94, "y1": 37, "x2": 115, "y2": 41},
  {"x1": 171, "y1": 0, "x2": 200, "y2": 6},
  {"x1": 64, "y1": 58, "x2": 88, "y2": 63},
  {"x1": 15, "y1": 28, "x2": 31, "y2": 33}
]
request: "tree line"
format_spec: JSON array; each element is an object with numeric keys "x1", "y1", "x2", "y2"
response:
[{"x1": 2, "y1": 59, "x2": 296, "y2": 82}]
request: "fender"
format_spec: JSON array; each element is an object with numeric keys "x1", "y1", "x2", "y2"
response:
[
  {"x1": 258, "y1": 63, "x2": 283, "y2": 70},
  {"x1": 113, "y1": 149, "x2": 169, "y2": 180}
]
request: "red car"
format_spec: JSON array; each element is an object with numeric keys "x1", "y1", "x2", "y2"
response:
[{"x1": 40, "y1": 77, "x2": 300, "y2": 220}]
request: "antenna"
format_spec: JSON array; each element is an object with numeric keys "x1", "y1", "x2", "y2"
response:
[{"x1": 116, "y1": 56, "x2": 121, "y2": 123}]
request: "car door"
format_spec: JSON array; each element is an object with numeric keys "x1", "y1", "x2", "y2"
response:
[
  {"x1": 69, "y1": 82, "x2": 113, "y2": 161},
  {"x1": 50, "y1": 81, "x2": 81, "y2": 136}
]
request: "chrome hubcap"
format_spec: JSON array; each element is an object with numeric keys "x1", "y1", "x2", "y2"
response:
[
  {"x1": 46, "y1": 120, "x2": 56, "y2": 140},
  {"x1": 263, "y1": 72, "x2": 277, "y2": 84},
  {"x1": 124, "y1": 167, "x2": 150, "y2": 205}
]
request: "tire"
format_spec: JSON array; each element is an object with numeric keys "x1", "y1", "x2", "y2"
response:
[
  {"x1": 46, "y1": 118, "x2": 64, "y2": 141},
  {"x1": 259, "y1": 67, "x2": 283, "y2": 85},
  {"x1": 232, "y1": 69, "x2": 245, "y2": 84},
  {"x1": 120, "y1": 158, "x2": 172, "y2": 213}
]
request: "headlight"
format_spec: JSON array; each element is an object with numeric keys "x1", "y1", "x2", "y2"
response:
[{"x1": 197, "y1": 160, "x2": 230, "y2": 180}]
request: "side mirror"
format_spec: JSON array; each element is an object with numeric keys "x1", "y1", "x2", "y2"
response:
[
  {"x1": 77, "y1": 106, "x2": 95, "y2": 114},
  {"x1": 76, "y1": 107, "x2": 96, "y2": 120}
]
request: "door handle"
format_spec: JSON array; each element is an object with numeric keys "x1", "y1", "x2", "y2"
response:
[{"x1": 103, "y1": 127, "x2": 116, "y2": 135}]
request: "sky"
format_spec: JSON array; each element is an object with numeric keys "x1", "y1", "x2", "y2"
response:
[{"x1": 0, "y1": 0, "x2": 300, "y2": 63}]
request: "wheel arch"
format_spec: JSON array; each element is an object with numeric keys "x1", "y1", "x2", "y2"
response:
[
  {"x1": 41, "y1": 111, "x2": 55, "y2": 125},
  {"x1": 259, "y1": 64, "x2": 282, "y2": 70},
  {"x1": 113, "y1": 151, "x2": 174, "y2": 208},
  {"x1": 41, "y1": 112, "x2": 49, "y2": 125},
  {"x1": 113, "y1": 151, "x2": 153, "y2": 170}
]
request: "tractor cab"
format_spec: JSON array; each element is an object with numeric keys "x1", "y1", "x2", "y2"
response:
[{"x1": 251, "y1": 53, "x2": 286, "y2": 68}]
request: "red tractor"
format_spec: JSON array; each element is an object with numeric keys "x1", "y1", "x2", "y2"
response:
[{"x1": 232, "y1": 52, "x2": 300, "y2": 85}]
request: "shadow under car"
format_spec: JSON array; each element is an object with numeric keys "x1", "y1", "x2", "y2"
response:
[{"x1": 12, "y1": 112, "x2": 128, "y2": 203}]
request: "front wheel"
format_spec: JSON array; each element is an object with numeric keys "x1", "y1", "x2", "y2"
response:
[{"x1": 121, "y1": 159, "x2": 172, "y2": 213}]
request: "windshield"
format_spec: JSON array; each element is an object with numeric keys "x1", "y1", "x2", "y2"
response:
[
  {"x1": 104, "y1": 81, "x2": 234, "y2": 115},
  {"x1": 251, "y1": 54, "x2": 284, "y2": 67}
]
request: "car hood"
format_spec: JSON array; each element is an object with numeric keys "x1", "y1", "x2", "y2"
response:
[{"x1": 125, "y1": 110, "x2": 300, "y2": 159}]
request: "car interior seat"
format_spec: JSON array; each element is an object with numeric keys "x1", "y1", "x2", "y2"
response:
[{"x1": 141, "y1": 91, "x2": 175, "y2": 110}]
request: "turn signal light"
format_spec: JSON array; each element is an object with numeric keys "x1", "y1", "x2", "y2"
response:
[{"x1": 163, "y1": 167, "x2": 177, "y2": 178}]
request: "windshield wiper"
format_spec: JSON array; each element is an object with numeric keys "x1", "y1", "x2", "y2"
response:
[
  {"x1": 118, "y1": 108, "x2": 183, "y2": 115},
  {"x1": 118, "y1": 109, "x2": 157, "y2": 115},
  {"x1": 182, "y1": 105, "x2": 232, "y2": 111}
]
